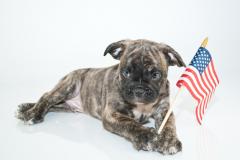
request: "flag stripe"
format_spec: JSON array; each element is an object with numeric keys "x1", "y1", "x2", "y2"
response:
[
  {"x1": 210, "y1": 60, "x2": 219, "y2": 84},
  {"x1": 204, "y1": 65, "x2": 215, "y2": 92},
  {"x1": 177, "y1": 80, "x2": 202, "y2": 124},
  {"x1": 186, "y1": 67, "x2": 211, "y2": 114},
  {"x1": 186, "y1": 67, "x2": 208, "y2": 96},
  {"x1": 188, "y1": 66, "x2": 210, "y2": 95},
  {"x1": 201, "y1": 69, "x2": 212, "y2": 97},
  {"x1": 178, "y1": 77, "x2": 203, "y2": 101},
  {"x1": 180, "y1": 71, "x2": 208, "y2": 121},
  {"x1": 202, "y1": 70, "x2": 214, "y2": 110},
  {"x1": 180, "y1": 70, "x2": 207, "y2": 119},
  {"x1": 181, "y1": 74, "x2": 205, "y2": 100},
  {"x1": 180, "y1": 75, "x2": 204, "y2": 120},
  {"x1": 197, "y1": 99, "x2": 205, "y2": 123},
  {"x1": 195, "y1": 103, "x2": 202, "y2": 124},
  {"x1": 207, "y1": 62, "x2": 217, "y2": 88},
  {"x1": 177, "y1": 79, "x2": 201, "y2": 101},
  {"x1": 192, "y1": 67, "x2": 212, "y2": 113},
  {"x1": 178, "y1": 75, "x2": 205, "y2": 121},
  {"x1": 209, "y1": 61, "x2": 219, "y2": 85},
  {"x1": 202, "y1": 72, "x2": 213, "y2": 100}
]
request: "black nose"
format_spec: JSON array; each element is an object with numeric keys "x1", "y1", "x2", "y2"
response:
[{"x1": 134, "y1": 87, "x2": 145, "y2": 97}]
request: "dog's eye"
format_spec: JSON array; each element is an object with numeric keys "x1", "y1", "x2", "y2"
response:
[
  {"x1": 122, "y1": 69, "x2": 130, "y2": 78},
  {"x1": 151, "y1": 72, "x2": 161, "y2": 80}
]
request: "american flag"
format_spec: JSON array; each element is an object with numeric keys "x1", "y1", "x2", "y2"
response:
[{"x1": 176, "y1": 47, "x2": 219, "y2": 124}]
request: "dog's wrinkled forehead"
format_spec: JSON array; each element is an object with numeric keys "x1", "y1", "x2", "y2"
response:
[
  {"x1": 103, "y1": 39, "x2": 186, "y2": 69},
  {"x1": 121, "y1": 41, "x2": 168, "y2": 71}
]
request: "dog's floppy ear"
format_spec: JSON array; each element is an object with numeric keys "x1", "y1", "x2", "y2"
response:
[
  {"x1": 103, "y1": 40, "x2": 128, "y2": 60},
  {"x1": 158, "y1": 43, "x2": 186, "y2": 67}
]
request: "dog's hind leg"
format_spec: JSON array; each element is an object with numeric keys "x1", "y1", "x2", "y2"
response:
[{"x1": 16, "y1": 72, "x2": 81, "y2": 124}]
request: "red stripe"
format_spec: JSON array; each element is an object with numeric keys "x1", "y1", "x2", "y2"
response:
[
  {"x1": 180, "y1": 74, "x2": 204, "y2": 119},
  {"x1": 196, "y1": 100, "x2": 204, "y2": 125},
  {"x1": 204, "y1": 68, "x2": 214, "y2": 92},
  {"x1": 207, "y1": 65, "x2": 217, "y2": 93},
  {"x1": 197, "y1": 69, "x2": 213, "y2": 111},
  {"x1": 176, "y1": 80, "x2": 200, "y2": 102},
  {"x1": 210, "y1": 61, "x2": 219, "y2": 87},
  {"x1": 210, "y1": 60, "x2": 220, "y2": 84},
  {"x1": 207, "y1": 63, "x2": 217, "y2": 88},
  {"x1": 200, "y1": 69, "x2": 212, "y2": 99},
  {"x1": 209, "y1": 61, "x2": 218, "y2": 88},
  {"x1": 185, "y1": 68, "x2": 209, "y2": 115},
  {"x1": 181, "y1": 74, "x2": 204, "y2": 99},
  {"x1": 202, "y1": 70, "x2": 214, "y2": 109},
  {"x1": 186, "y1": 68, "x2": 208, "y2": 96},
  {"x1": 177, "y1": 80, "x2": 201, "y2": 124},
  {"x1": 201, "y1": 95, "x2": 208, "y2": 114},
  {"x1": 195, "y1": 104, "x2": 202, "y2": 125}
]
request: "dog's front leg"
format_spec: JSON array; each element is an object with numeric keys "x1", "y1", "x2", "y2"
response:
[
  {"x1": 102, "y1": 111, "x2": 157, "y2": 151},
  {"x1": 152, "y1": 104, "x2": 182, "y2": 155}
]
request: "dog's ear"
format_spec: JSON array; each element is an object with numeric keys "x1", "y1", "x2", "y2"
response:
[
  {"x1": 103, "y1": 40, "x2": 128, "y2": 60},
  {"x1": 158, "y1": 43, "x2": 186, "y2": 67}
]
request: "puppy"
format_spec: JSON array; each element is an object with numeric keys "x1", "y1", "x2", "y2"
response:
[{"x1": 16, "y1": 39, "x2": 186, "y2": 155}]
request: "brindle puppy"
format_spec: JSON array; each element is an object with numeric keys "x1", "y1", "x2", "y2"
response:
[{"x1": 16, "y1": 39, "x2": 186, "y2": 155}]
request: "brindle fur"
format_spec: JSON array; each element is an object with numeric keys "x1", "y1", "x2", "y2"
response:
[{"x1": 16, "y1": 39, "x2": 185, "y2": 155}]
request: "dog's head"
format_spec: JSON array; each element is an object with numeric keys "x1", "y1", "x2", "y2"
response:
[{"x1": 104, "y1": 39, "x2": 186, "y2": 105}]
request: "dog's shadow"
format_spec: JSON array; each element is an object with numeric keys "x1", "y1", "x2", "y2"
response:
[{"x1": 16, "y1": 112, "x2": 172, "y2": 159}]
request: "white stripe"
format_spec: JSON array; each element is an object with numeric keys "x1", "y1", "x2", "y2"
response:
[
  {"x1": 207, "y1": 63, "x2": 217, "y2": 89},
  {"x1": 203, "y1": 67, "x2": 216, "y2": 112},
  {"x1": 202, "y1": 70, "x2": 214, "y2": 97},
  {"x1": 202, "y1": 70, "x2": 213, "y2": 94},
  {"x1": 205, "y1": 65, "x2": 216, "y2": 92},
  {"x1": 187, "y1": 66, "x2": 212, "y2": 116},
  {"x1": 203, "y1": 69, "x2": 214, "y2": 98},
  {"x1": 191, "y1": 67, "x2": 212, "y2": 112},
  {"x1": 209, "y1": 61, "x2": 219, "y2": 85},
  {"x1": 202, "y1": 71, "x2": 214, "y2": 109},
  {"x1": 201, "y1": 95, "x2": 208, "y2": 115},
  {"x1": 181, "y1": 68, "x2": 208, "y2": 118},
  {"x1": 188, "y1": 66, "x2": 210, "y2": 95},
  {"x1": 197, "y1": 99, "x2": 204, "y2": 122},
  {"x1": 178, "y1": 77, "x2": 203, "y2": 101},
  {"x1": 192, "y1": 68, "x2": 213, "y2": 111},
  {"x1": 178, "y1": 76, "x2": 204, "y2": 123},
  {"x1": 182, "y1": 70, "x2": 207, "y2": 99}
]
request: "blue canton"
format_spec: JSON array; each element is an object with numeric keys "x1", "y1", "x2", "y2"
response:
[{"x1": 189, "y1": 47, "x2": 212, "y2": 74}]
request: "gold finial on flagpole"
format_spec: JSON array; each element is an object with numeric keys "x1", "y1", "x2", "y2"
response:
[{"x1": 200, "y1": 37, "x2": 208, "y2": 48}]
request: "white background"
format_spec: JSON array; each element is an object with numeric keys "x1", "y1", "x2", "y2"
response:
[{"x1": 0, "y1": 0, "x2": 240, "y2": 159}]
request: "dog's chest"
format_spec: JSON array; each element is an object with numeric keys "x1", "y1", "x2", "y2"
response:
[{"x1": 132, "y1": 103, "x2": 154, "y2": 123}]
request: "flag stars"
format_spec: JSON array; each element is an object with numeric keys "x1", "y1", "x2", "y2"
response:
[{"x1": 189, "y1": 48, "x2": 212, "y2": 74}]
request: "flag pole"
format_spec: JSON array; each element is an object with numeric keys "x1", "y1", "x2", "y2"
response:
[{"x1": 157, "y1": 37, "x2": 209, "y2": 134}]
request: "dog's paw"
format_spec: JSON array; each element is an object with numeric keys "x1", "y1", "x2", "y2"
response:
[
  {"x1": 15, "y1": 103, "x2": 44, "y2": 125},
  {"x1": 153, "y1": 136, "x2": 182, "y2": 155},
  {"x1": 25, "y1": 117, "x2": 44, "y2": 125},
  {"x1": 132, "y1": 128, "x2": 157, "y2": 151},
  {"x1": 15, "y1": 103, "x2": 32, "y2": 120}
]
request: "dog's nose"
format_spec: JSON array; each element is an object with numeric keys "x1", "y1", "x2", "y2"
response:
[{"x1": 134, "y1": 87, "x2": 145, "y2": 97}]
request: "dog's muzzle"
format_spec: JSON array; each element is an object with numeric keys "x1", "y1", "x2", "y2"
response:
[{"x1": 127, "y1": 85, "x2": 154, "y2": 98}]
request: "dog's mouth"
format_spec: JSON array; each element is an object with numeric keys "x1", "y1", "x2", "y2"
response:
[
  {"x1": 127, "y1": 86, "x2": 153, "y2": 98},
  {"x1": 123, "y1": 85, "x2": 157, "y2": 104}
]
